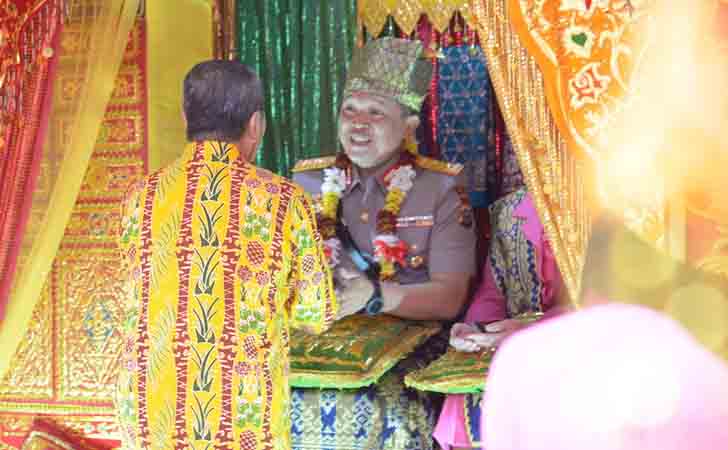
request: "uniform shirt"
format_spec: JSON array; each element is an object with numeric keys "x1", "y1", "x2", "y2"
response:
[
  {"x1": 115, "y1": 141, "x2": 336, "y2": 449},
  {"x1": 293, "y1": 154, "x2": 477, "y2": 285}
]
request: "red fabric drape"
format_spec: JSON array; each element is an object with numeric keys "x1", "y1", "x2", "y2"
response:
[{"x1": 0, "y1": 0, "x2": 63, "y2": 315}]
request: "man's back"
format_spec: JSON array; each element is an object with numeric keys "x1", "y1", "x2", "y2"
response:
[{"x1": 115, "y1": 141, "x2": 335, "y2": 449}]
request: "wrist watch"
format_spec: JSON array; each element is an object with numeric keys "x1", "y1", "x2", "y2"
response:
[{"x1": 364, "y1": 280, "x2": 383, "y2": 315}]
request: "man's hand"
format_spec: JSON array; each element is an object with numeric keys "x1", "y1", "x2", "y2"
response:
[
  {"x1": 333, "y1": 252, "x2": 374, "y2": 320},
  {"x1": 335, "y1": 275, "x2": 374, "y2": 320}
]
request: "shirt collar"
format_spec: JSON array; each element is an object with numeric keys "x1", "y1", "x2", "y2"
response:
[
  {"x1": 183, "y1": 140, "x2": 242, "y2": 163},
  {"x1": 343, "y1": 152, "x2": 418, "y2": 197}
]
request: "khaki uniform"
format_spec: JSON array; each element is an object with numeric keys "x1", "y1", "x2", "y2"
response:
[
  {"x1": 293, "y1": 155, "x2": 476, "y2": 283},
  {"x1": 288, "y1": 153, "x2": 477, "y2": 450}
]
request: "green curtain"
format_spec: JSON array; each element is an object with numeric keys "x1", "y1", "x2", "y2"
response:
[{"x1": 238, "y1": 0, "x2": 357, "y2": 176}]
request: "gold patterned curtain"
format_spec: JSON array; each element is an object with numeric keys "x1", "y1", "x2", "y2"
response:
[
  {"x1": 471, "y1": 0, "x2": 615, "y2": 303},
  {"x1": 0, "y1": 0, "x2": 140, "y2": 380}
]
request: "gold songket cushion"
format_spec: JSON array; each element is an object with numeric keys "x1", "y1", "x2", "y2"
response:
[
  {"x1": 289, "y1": 314, "x2": 442, "y2": 389},
  {"x1": 405, "y1": 313, "x2": 545, "y2": 394},
  {"x1": 404, "y1": 347, "x2": 493, "y2": 394}
]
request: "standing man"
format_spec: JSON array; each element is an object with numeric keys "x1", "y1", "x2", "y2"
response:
[
  {"x1": 115, "y1": 60, "x2": 337, "y2": 449},
  {"x1": 291, "y1": 38, "x2": 477, "y2": 450}
]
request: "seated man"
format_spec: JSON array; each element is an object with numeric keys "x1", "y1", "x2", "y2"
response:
[
  {"x1": 291, "y1": 38, "x2": 477, "y2": 450},
  {"x1": 435, "y1": 187, "x2": 566, "y2": 450}
]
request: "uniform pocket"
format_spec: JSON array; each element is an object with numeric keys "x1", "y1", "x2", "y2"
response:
[{"x1": 396, "y1": 224, "x2": 431, "y2": 285}]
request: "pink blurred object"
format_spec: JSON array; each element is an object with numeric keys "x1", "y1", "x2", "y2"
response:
[{"x1": 482, "y1": 303, "x2": 728, "y2": 450}]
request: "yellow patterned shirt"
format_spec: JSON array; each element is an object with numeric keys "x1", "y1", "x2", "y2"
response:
[{"x1": 115, "y1": 141, "x2": 336, "y2": 449}]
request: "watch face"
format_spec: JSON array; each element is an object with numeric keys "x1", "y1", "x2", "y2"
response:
[{"x1": 366, "y1": 296, "x2": 384, "y2": 315}]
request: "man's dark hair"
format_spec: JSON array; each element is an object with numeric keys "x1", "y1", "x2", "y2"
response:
[{"x1": 183, "y1": 60, "x2": 264, "y2": 142}]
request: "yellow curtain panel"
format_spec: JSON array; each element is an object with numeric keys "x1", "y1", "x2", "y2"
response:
[
  {"x1": 146, "y1": 0, "x2": 213, "y2": 172},
  {"x1": 0, "y1": 0, "x2": 140, "y2": 380}
]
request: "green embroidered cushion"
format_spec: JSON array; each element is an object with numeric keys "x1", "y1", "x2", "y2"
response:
[
  {"x1": 404, "y1": 347, "x2": 492, "y2": 394},
  {"x1": 405, "y1": 313, "x2": 545, "y2": 394},
  {"x1": 289, "y1": 314, "x2": 442, "y2": 389}
]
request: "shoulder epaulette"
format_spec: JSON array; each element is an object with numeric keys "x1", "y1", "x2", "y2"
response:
[
  {"x1": 414, "y1": 155, "x2": 463, "y2": 176},
  {"x1": 292, "y1": 156, "x2": 337, "y2": 173}
]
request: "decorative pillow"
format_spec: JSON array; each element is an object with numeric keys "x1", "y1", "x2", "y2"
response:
[
  {"x1": 21, "y1": 419, "x2": 104, "y2": 450},
  {"x1": 405, "y1": 313, "x2": 545, "y2": 394},
  {"x1": 404, "y1": 347, "x2": 493, "y2": 394},
  {"x1": 289, "y1": 314, "x2": 442, "y2": 389}
]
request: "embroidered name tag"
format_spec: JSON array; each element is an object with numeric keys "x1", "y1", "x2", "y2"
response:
[{"x1": 396, "y1": 215, "x2": 434, "y2": 228}]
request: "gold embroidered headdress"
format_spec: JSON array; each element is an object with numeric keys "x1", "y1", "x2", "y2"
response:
[{"x1": 344, "y1": 37, "x2": 433, "y2": 112}]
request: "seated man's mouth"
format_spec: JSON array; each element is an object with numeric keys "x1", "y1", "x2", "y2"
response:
[{"x1": 349, "y1": 135, "x2": 371, "y2": 145}]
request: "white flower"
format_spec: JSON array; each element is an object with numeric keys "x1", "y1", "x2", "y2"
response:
[
  {"x1": 387, "y1": 165, "x2": 416, "y2": 192},
  {"x1": 321, "y1": 168, "x2": 346, "y2": 195}
]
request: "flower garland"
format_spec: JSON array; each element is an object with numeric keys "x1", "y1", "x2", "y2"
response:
[{"x1": 317, "y1": 149, "x2": 417, "y2": 281}]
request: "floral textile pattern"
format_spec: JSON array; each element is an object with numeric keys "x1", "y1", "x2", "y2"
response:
[{"x1": 510, "y1": 0, "x2": 653, "y2": 156}]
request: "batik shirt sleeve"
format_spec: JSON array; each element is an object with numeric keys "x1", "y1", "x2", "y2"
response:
[
  {"x1": 114, "y1": 182, "x2": 144, "y2": 448},
  {"x1": 287, "y1": 190, "x2": 337, "y2": 334}
]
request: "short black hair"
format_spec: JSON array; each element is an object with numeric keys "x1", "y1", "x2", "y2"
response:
[{"x1": 183, "y1": 60, "x2": 264, "y2": 142}]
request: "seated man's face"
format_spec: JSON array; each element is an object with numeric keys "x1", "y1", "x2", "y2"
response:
[{"x1": 338, "y1": 92, "x2": 408, "y2": 169}]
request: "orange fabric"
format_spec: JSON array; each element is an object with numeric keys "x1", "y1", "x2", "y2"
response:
[{"x1": 505, "y1": 0, "x2": 647, "y2": 159}]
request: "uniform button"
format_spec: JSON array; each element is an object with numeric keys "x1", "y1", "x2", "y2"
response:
[{"x1": 360, "y1": 211, "x2": 369, "y2": 223}]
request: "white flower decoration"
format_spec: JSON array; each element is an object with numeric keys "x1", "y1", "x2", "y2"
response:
[
  {"x1": 387, "y1": 165, "x2": 416, "y2": 192},
  {"x1": 321, "y1": 167, "x2": 346, "y2": 195}
]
